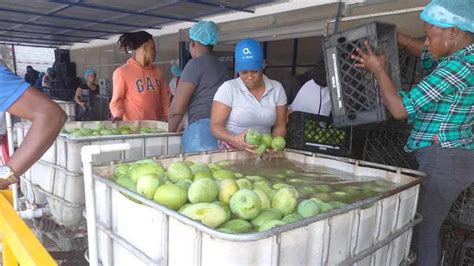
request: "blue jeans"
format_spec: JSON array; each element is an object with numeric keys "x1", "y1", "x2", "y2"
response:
[{"x1": 182, "y1": 119, "x2": 218, "y2": 153}]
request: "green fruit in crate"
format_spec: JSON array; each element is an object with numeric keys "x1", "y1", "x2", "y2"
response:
[
  {"x1": 194, "y1": 171, "x2": 213, "y2": 181},
  {"x1": 341, "y1": 186, "x2": 363, "y2": 196},
  {"x1": 116, "y1": 177, "x2": 137, "y2": 192},
  {"x1": 234, "y1": 173, "x2": 244, "y2": 179},
  {"x1": 261, "y1": 134, "x2": 273, "y2": 146},
  {"x1": 246, "y1": 175, "x2": 265, "y2": 182},
  {"x1": 208, "y1": 163, "x2": 221, "y2": 172},
  {"x1": 331, "y1": 191, "x2": 352, "y2": 203},
  {"x1": 175, "y1": 179, "x2": 193, "y2": 191},
  {"x1": 217, "y1": 160, "x2": 232, "y2": 168},
  {"x1": 314, "y1": 184, "x2": 332, "y2": 193},
  {"x1": 129, "y1": 162, "x2": 166, "y2": 183},
  {"x1": 180, "y1": 203, "x2": 229, "y2": 228},
  {"x1": 136, "y1": 174, "x2": 162, "y2": 199},
  {"x1": 100, "y1": 129, "x2": 113, "y2": 135},
  {"x1": 188, "y1": 178, "x2": 218, "y2": 203},
  {"x1": 245, "y1": 129, "x2": 262, "y2": 145},
  {"x1": 282, "y1": 212, "x2": 304, "y2": 224},
  {"x1": 253, "y1": 180, "x2": 274, "y2": 197},
  {"x1": 218, "y1": 219, "x2": 253, "y2": 234},
  {"x1": 254, "y1": 189, "x2": 271, "y2": 209},
  {"x1": 213, "y1": 169, "x2": 235, "y2": 181},
  {"x1": 184, "y1": 161, "x2": 194, "y2": 167},
  {"x1": 310, "y1": 198, "x2": 334, "y2": 213},
  {"x1": 251, "y1": 208, "x2": 283, "y2": 227},
  {"x1": 255, "y1": 143, "x2": 268, "y2": 156},
  {"x1": 271, "y1": 136, "x2": 286, "y2": 151},
  {"x1": 362, "y1": 189, "x2": 376, "y2": 198},
  {"x1": 258, "y1": 220, "x2": 285, "y2": 232},
  {"x1": 236, "y1": 178, "x2": 253, "y2": 190},
  {"x1": 215, "y1": 202, "x2": 232, "y2": 222},
  {"x1": 218, "y1": 179, "x2": 239, "y2": 204},
  {"x1": 114, "y1": 164, "x2": 130, "y2": 179},
  {"x1": 301, "y1": 186, "x2": 315, "y2": 194},
  {"x1": 297, "y1": 199, "x2": 320, "y2": 218},
  {"x1": 153, "y1": 184, "x2": 188, "y2": 210},
  {"x1": 312, "y1": 192, "x2": 333, "y2": 202},
  {"x1": 167, "y1": 162, "x2": 193, "y2": 183},
  {"x1": 328, "y1": 201, "x2": 347, "y2": 209},
  {"x1": 71, "y1": 131, "x2": 85, "y2": 137},
  {"x1": 190, "y1": 163, "x2": 211, "y2": 175},
  {"x1": 271, "y1": 187, "x2": 298, "y2": 216},
  {"x1": 229, "y1": 189, "x2": 262, "y2": 220}
]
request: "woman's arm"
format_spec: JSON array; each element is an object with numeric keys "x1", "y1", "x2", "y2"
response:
[
  {"x1": 74, "y1": 87, "x2": 84, "y2": 107},
  {"x1": 352, "y1": 42, "x2": 408, "y2": 119},
  {"x1": 168, "y1": 81, "x2": 195, "y2": 132},
  {"x1": 397, "y1": 32, "x2": 425, "y2": 58},
  {"x1": 272, "y1": 105, "x2": 288, "y2": 137},
  {"x1": 210, "y1": 101, "x2": 256, "y2": 153},
  {"x1": 109, "y1": 70, "x2": 126, "y2": 120},
  {"x1": 7, "y1": 88, "x2": 67, "y2": 177}
]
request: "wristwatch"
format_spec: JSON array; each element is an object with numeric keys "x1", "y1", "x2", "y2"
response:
[{"x1": 0, "y1": 165, "x2": 18, "y2": 184}]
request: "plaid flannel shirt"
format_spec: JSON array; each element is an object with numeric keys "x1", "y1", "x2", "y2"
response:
[{"x1": 399, "y1": 44, "x2": 474, "y2": 152}]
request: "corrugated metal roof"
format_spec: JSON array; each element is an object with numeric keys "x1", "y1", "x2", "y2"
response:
[{"x1": 0, "y1": 0, "x2": 276, "y2": 47}]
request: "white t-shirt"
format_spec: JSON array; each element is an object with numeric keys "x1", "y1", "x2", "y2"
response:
[
  {"x1": 169, "y1": 77, "x2": 179, "y2": 96},
  {"x1": 289, "y1": 79, "x2": 331, "y2": 116},
  {"x1": 214, "y1": 75, "x2": 287, "y2": 135}
]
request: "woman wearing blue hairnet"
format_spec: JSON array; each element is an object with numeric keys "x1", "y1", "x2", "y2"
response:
[
  {"x1": 168, "y1": 21, "x2": 231, "y2": 153},
  {"x1": 75, "y1": 68, "x2": 98, "y2": 121},
  {"x1": 352, "y1": 1, "x2": 473, "y2": 264}
]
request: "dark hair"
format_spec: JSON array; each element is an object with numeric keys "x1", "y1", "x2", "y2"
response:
[
  {"x1": 26, "y1": 65, "x2": 33, "y2": 70},
  {"x1": 298, "y1": 59, "x2": 327, "y2": 87},
  {"x1": 117, "y1": 31, "x2": 153, "y2": 53}
]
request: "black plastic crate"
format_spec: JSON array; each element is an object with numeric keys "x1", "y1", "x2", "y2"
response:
[
  {"x1": 458, "y1": 238, "x2": 474, "y2": 266},
  {"x1": 361, "y1": 122, "x2": 418, "y2": 169},
  {"x1": 399, "y1": 48, "x2": 423, "y2": 86},
  {"x1": 324, "y1": 22, "x2": 401, "y2": 127},
  {"x1": 447, "y1": 184, "x2": 474, "y2": 230},
  {"x1": 441, "y1": 224, "x2": 470, "y2": 266},
  {"x1": 286, "y1": 111, "x2": 351, "y2": 157}
]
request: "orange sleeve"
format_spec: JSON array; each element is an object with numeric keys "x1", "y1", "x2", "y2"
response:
[
  {"x1": 109, "y1": 69, "x2": 126, "y2": 118},
  {"x1": 160, "y1": 74, "x2": 169, "y2": 120}
]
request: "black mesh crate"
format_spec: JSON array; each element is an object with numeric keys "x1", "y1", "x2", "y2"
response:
[
  {"x1": 361, "y1": 122, "x2": 418, "y2": 169},
  {"x1": 324, "y1": 22, "x2": 401, "y2": 127},
  {"x1": 447, "y1": 184, "x2": 474, "y2": 229},
  {"x1": 458, "y1": 238, "x2": 474, "y2": 266},
  {"x1": 286, "y1": 111, "x2": 351, "y2": 157}
]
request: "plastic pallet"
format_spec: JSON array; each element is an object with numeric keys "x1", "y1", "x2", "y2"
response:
[
  {"x1": 458, "y1": 238, "x2": 474, "y2": 266},
  {"x1": 286, "y1": 111, "x2": 351, "y2": 157},
  {"x1": 447, "y1": 184, "x2": 474, "y2": 229},
  {"x1": 361, "y1": 122, "x2": 418, "y2": 170},
  {"x1": 324, "y1": 22, "x2": 402, "y2": 127}
]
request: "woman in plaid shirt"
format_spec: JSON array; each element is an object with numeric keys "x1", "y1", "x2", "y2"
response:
[{"x1": 352, "y1": 1, "x2": 473, "y2": 265}]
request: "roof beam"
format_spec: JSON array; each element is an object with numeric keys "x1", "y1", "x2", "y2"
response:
[
  {"x1": 0, "y1": 27, "x2": 108, "y2": 40},
  {"x1": 49, "y1": 0, "x2": 199, "y2": 22},
  {"x1": 0, "y1": 34, "x2": 88, "y2": 43},
  {"x1": 0, "y1": 18, "x2": 121, "y2": 34},
  {"x1": 0, "y1": 37, "x2": 70, "y2": 46},
  {"x1": 0, "y1": 6, "x2": 162, "y2": 30},
  {"x1": 0, "y1": 42, "x2": 59, "y2": 48},
  {"x1": 184, "y1": 0, "x2": 255, "y2": 13}
]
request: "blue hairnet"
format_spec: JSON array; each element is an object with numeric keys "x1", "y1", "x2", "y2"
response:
[
  {"x1": 189, "y1": 21, "x2": 219, "y2": 46},
  {"x1": 84, "y1": 68, "x2": 96, "y2": 79},
  {"x1": 171, "y1": 64, "x2": 182, "y2": 77},
  {"x1": 420, "y1": 0, "x2": 474, "y2": 33}
]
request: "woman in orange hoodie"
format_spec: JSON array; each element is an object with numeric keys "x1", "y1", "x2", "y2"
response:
[{"x1": 110, "y1": 31, "x2": 168, "y2": 121}]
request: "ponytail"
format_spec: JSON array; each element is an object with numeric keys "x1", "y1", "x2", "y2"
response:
[{"x1": 117, "y1": 31, "x2": 153, "y2": 53}]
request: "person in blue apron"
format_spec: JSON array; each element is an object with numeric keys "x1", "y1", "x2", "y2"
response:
[
  {"x1": 74, "y1": 68, "x2": 99, "y2": 121},
  {"x1": 168, "y1": 21, "x2": 231, "y2": 153}
]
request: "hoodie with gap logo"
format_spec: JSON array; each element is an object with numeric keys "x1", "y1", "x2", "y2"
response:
[{"x1": 110, "y1": 58, "x2": 169, "y2": 121}]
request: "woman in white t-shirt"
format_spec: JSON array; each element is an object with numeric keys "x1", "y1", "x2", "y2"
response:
[{"x1": 211, "y1": 38, "x2": 287, "y2": 153}]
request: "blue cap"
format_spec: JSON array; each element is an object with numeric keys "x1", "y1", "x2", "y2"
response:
[
  {"x1": 84, "y1": 68, "x2": 96, "y2": 79},
  {"x1": 420, "y1": 0, "x2": 474, "y2": 33},
  {"x1": 189, "y1": 21, "x2": 219, "y2": 46},
  {"x1": 171, "y1": 64, "x2": 182, "y2": 77},
  {"x1": 235, "y1": 38, "x2": 264, "y2": 73}
]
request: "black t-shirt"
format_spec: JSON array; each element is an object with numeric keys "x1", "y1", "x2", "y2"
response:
[{"x1": 79, "y1": 83, "x2": 99, "y2": 106}]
